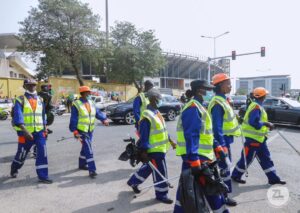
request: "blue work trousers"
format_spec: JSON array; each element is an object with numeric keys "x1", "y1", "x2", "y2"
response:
[
  {"x1": 78, "y1": 132, "x2": 96, "y2": 172},
  {"x1": 127, "y1": 153, "x2": 169, "y2": 199},
  {"x1": 11, "y1": 131, "x2": 49, "y2": 179},
  {"x1": 231, "y1": 138, "x2": 280, "y2": 182}
]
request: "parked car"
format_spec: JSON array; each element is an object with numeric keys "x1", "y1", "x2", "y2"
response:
[
  {"x1": 106, "y1": 94, "x2": 182, "y2": 125},
  {"x1": 238, "y1": 97, "x2": 300, "y2": 125},
  {"x1": 54, "y1": 104, "x2": 66, "y2": 116},
  {"x1": 0, "y1": 99, "x2": 13, "y2": 110},
  {"x1": 231, "y1": 95, "x2": 247, "y2": 109},
  {"x1": 91, "y1": 96, "x2": 105, "y2": 110},
  {"x1": 91, "y1": 95, "x2": 118, "y2": 111}
]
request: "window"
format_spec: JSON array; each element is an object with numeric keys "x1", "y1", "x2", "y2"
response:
[
  {"x1": 10, "y1": 71, "x2": 14, "y2": 78},
  {"x1": 253, "y1": 80, "x2": 265, "y2": 88},
  {"x1": 154, "y1": 82, "x2": 159, "y2": 86},
  {"x1": 264, "y1": 99, "x2": 279, "y2": 106},
  {"x1": 19, "y1": 74, "x2": 26, "y2": 79}
]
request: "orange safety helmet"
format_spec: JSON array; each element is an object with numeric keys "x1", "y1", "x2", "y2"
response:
[
  {"x1": 253, "y1": 87, "x2": 269, "y2": 98},
  {"x1": 212, "y1": 73, "x2": 230, "y2": 85},
  {"x1": 79, "y1": 86, "x2": 91, "y2": 93}
]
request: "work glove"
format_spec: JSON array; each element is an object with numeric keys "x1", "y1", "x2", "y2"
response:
[
  {"x1": 264, "y1": 122, "x2": 274, "y2": 131},
  {"x1": 215, "y1": 146, "x2": 227, "y2": 162},
  {"x1": 73, "y1": 130, "x2": 82, "y2": 143},
  {"x1": 138, "y1": 150, "x2": 150, "y2": 163},
  {"x1": 43, "y1": 129, "x2": 48, "y2": 139}
]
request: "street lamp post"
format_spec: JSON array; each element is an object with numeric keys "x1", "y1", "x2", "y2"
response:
[{"x1": 201, "y1": 31, "x2": 229, "y2": 80}]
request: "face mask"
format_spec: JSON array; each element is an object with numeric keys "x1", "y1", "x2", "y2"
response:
[
  {"x1": 156, "y1": 99, "x2": 163, "y2": 108},
  {"x1": 25, "y1": 90, "x2": 37, "y2": 95},
  {"x1": 87, "y1": 95, "x2": 91, "y2": 100}
]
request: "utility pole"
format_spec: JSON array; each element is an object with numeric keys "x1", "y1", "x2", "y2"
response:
[
  {"x1": 105, "y1": 0, "x2": 109, "y2": 45},
  {"x1": 201, "y1": 31, "x2": 230, "y2": 81}
]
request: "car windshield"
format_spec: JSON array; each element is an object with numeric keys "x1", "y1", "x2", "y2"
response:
[
  {"x1": 232, "y1": 96, "x2": 247, "y2": 100},
  {"x1": 282, "y1": 98, "x2": 300, "y2": 107},
  {"x1": 162, "y1": 95, "x2": 178, "y2": 103}
]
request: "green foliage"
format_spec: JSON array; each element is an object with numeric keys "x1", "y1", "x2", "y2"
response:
[
  {"x1": 108, "y1": 21, "x2": 166, "y2": 90},
  {"x1": 19, "y1": 0, "x2": 102, "y2": 85}
]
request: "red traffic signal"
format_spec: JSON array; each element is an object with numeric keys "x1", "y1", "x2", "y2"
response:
[
  {"x1": 261, "y1": 47, "x2": 265, "y2": 57},
  {"x1": 232, "y1": 51, "x2": 236, "y2": 60}
]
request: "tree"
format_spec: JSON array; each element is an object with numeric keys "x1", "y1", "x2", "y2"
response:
[
  {"x1": 19, "y1": 0, "x2": 102, "y2": 85},
  {"x1": 109, "y1": 21, "x2": 166, "y2": 91}
]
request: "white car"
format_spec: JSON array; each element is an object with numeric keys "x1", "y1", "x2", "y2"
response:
[
  {"x1": 91, "y1": 96, "x2": 120, "y2": 111},
  {"x1": 91, "y1": 96, "x2": 105, "y2": 109},
  {"x1": 0, "y1": 99, "x2": 13, "y2": 111}
]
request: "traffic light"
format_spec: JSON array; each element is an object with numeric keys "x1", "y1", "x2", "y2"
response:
[
  {"x1": 232, "y1": 50, "x2": 236, "y2": 60},
  {"x1": 261, "y1": 47, "x2": 265, "y2": 57}
]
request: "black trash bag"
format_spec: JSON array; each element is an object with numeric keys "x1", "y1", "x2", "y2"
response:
[
  {"x1": 118, "y1": 138, "x2": 140, "y2": 167},
  {"x1": 200, "y1": 161, "x2": 229, "y2": 196},
  {"x1": 179, "y1": 169, "x2": 210, "y2": 213}
]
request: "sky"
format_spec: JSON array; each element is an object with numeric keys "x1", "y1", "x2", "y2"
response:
[{"x1": 0, "y1": 0, "x2": 299, "y2": 88}]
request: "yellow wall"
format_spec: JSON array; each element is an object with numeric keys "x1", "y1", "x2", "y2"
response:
[
  {"x1": 0, "y1": 76, "x2": 138, "y2": 101},
  {"x1": 0, "y1": 78, "x2": 8, "y2": 97},
  {"x1": 0, "y1": 77, "x2": 24, "y2": 98},
  {"x1": 48, "y1": 77, "x2": 138, "y2": 102}
]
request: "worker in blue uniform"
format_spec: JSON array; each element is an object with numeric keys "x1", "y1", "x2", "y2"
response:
[
  {"x1": 127, "y1": 88, "x2": 175, "y2": 204},
  {"x1": 231, "y1": 87, "x2": 286, "y2": 185},
  {"x1": 10, "y1": 79, "x2": 52, "y2": 184},
  {"x1": 174, "y1": 80, "x2": 229, "y2": 213},
  {"x1": 133, "y1": 80, "x2": 154, "y2": 131},
  {"x1": 69, "y1": 86, "x2": 109, "y2": 178},
  {"x1": 208, "y1": 73, "x2": 241, "y2": 206}
]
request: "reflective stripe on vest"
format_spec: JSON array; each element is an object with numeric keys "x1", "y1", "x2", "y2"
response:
[
  {"x1": 139, "y1": 93, "x2": 150, "y2": 116},
  {"x1": 207, "y1": 95, "x2": 241, "y2": 137},
  {"x1": 176, "y1": 99, "x2": 214, "y2": 160},
  {"x1": 14, "y1": 96, "x2": 44, "y2": 133},
  {"x1": 242, "y1": 102, "x2": 268, "y2": 143},
  {"x1": 140, "y1": 110, "x2": 169, "y2": 153},
  {"x1": 73, "y1": 100, "x2": 96, "y2": 133}
]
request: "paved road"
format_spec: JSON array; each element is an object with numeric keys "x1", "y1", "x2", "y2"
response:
[{"x1": 0, "y1": 115, "x2": 300, "y2": 213}]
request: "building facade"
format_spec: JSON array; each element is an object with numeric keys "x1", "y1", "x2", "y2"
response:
[
  {"x1": 146, "y1": 52, "x2": 226, "y2": 91},
  {"x1": 236, "y1": 75, "x2": 291, "y2": 97},
  {"x1": 0, "y1": 33, "x2": 34, "y2": 79}
]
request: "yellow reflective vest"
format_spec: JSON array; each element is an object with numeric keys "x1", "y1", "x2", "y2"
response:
[
  {"x1": 14, "y1": 96, "x2": 44, "y2": 133},
  {"x1": 208, "y1": 95, "x2": 241, "y2": 137},
  {"x1": 73, "y1": 99, "x2": 96, "y2": 133},
  {"x1": 139, "y1": 93, "x2": 150, "y2": 116},
  {"x1": 242, "y1": 102, "x2": 268, "y2": 143},
  {"x1": 176, "y1": 99, "x2": 214, "y2": 160},
  {"x1": 140, "y1": 109, "x2": 169, "y2": 153}
]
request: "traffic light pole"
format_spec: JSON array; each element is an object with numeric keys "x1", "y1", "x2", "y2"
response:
[
  {"x1": 207, "y1": 48, "x2": 265, "y2": 81},
  {"x1": 209, "y1": 51, "x2": 261, "y2": 61}
]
